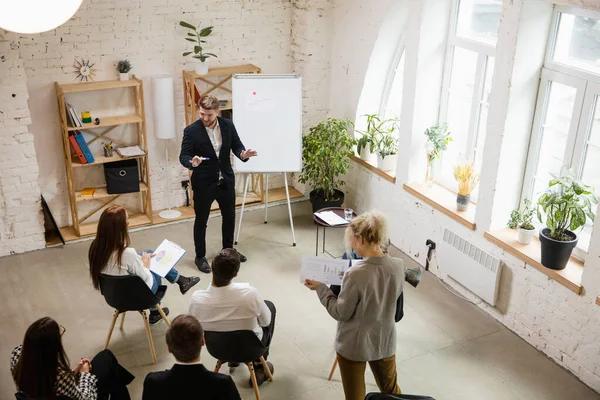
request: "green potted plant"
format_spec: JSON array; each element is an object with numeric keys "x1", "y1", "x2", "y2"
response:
[
  {"x1": 375, "y1": 131, "x2": 399, "y2": 171},
  {"x1": 537, "y1": 173, "x2": 597, "y2": 270},
  {"x1": 299, "y1": 118, "x2": 356, "y2": 212},
  {"x1": 453, "y1": 162, "x2": 479, "y2": 211},
  {"x1": 424, "y1": 123, "x2": 452, "y2": 182},
  {"x1": 508, "y1": 198, "x2": 536, "y2": 245},
  {"x1": 179, "y1": 21, "x2": 217, "y2": 75},
  {"x1": 116, "y1": 60, "x2": 132, "y2": 81},
  {"x1": 355, "y1": 114, "x2": 386, "y2": 164}
]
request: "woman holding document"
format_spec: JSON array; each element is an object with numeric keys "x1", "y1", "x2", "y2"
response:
[
  {"x1": 304, "y1": 211, "x2": 405, "y2": 400},
  {"x1": 89, "y1": 206, "x2": 200, "y2": 325}
]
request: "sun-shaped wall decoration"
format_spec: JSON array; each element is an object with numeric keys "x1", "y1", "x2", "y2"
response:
[{"x1": 73, "y1": 58, "x2": 97, "y2": 82}]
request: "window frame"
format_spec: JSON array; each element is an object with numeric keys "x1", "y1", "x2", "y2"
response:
[
  {"x1": 436, "y1": 0, "x2": 497, "y2": 195},
  {"x1": 379, "y1": 37, "x2": 406, "y2": 119},
  {"x1": 521, "y1": 6, "x2": 600, "y2": 260}
]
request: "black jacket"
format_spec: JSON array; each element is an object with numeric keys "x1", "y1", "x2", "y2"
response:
[
  {"x1": 180, "y1": 117, "x2": 247, "y2": 188},
  {"x1": 142, "y1": 363, "x2": 241, "y2": 400}
]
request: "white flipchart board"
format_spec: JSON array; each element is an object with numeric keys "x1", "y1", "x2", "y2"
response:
[{"x1": 232, "y1": 74, "x2": 302, "y2": 173}]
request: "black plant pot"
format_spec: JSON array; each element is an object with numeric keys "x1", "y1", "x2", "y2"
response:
[
  {"x1": 539, "y1": 228, "x2": 578, "y2": 270},
  {"x1": 309, "y1": 189, "x2": 345, "y2": 213}
]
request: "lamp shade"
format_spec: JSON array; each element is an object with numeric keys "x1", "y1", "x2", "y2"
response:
[
  {"x1": 0, "y1": 0, "x2": 83, "y2": 34},
  {"x1": 151, "y1": 75, "x2": 176, "y2": 140}
]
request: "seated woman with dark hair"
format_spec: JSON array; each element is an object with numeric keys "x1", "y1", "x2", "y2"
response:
[{"x1": 10, "y1": 317, "x2": 134, "y2": 400}]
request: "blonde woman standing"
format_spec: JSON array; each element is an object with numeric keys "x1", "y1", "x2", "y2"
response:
[{"x1": 305, "y1": 211, "x2": 404, "y2": 400}]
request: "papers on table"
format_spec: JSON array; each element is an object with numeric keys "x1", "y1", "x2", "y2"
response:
[
  {"x1": 314, "y1": 210, "x2": 348, "y2": 226},
  {"x1": 116, "y1": 145, "x2": 145, "y2": 157},
  {"x1": 300, "y1": 256, "x2": 351, "y2": 286},
  {"x1": 149, "y1": 239, "x2": 186, "y2": 277}
]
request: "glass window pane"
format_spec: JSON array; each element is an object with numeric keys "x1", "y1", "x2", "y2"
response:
[
  {"x1": 383, "y1": 51, "x2": 406, "y2": 120},
  {"x1": 552, "y1": 12, "x2": 600, "y2": 75},
  {"x1": 474, "y1": 56, "x2": 495, "y2": 170},
  {"x1": 456, "y1": 0, "x2": 502, "y2": 46},
  {"x1": 438, "y1": 47, "x2": 478, "y2": 185},
  {"x1": 531, "y1": 81, "x2": 577, "y2": 199}
]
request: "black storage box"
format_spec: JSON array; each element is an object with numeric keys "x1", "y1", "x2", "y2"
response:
[{"x1": 104, "y1": 159, "x2": 140, "y2": 194}]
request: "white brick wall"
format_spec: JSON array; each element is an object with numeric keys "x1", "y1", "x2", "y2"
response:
[{"x1": 0, "y1": 32, "x2": 46, "y2": 256}]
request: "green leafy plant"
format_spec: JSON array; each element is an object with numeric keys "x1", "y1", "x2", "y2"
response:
[
  {"x1": 299, "y1": 118, "x2": 356, "y2": 201},
  {"x1": 537, "y1": 172, "x2": 597, "y2": 241},
  {"x1": 116, "y1": 60, "x2": 132, "y2": 73},
  {"x1": 376, "y1": 133, "x2": 399, "y2": 159},
  {"x1": 508, "y1": 199, "x2": 535, "y2": 230},
  {"x1": 355, "y1": 114, "x2": 397, "y2": 155},
  {"x1": 424, "y1": 123, "x2": 452, "y2": 163},
  {"x1": 179, "y1": 21, "x2": 217, "y2": 62}
]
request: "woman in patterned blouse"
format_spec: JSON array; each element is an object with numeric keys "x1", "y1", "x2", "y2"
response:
[{"x1": 11, "y1": 317, "x2": 133, "y2": 400}]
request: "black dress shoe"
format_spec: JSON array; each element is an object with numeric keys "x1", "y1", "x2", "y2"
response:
[
  {"x1": 237, "y1": 251, "x2": 247, "y2": 262},
  {"x1": 249, "y1": 361, "x2": 274, "y2": 387},
  {"x1": 149, "y1": 307, "x2": 169, "y2": 325},
  {"x1": 178, "y1": 276, "x2": 200, "y2": 294},
  {"x1": 195, "y1": 257, "x2": 211, "y2": 273}
]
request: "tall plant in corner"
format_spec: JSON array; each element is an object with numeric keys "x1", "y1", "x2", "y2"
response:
[
  {"x1": 179, "y1": 21, "x2": 217, "y2": 75},
  {"x1": 299, "y1": 118, "x2": 356, "y2": 212},
  {"x1": 537, "y1": 171, "x2": 597, "y2": 270}
]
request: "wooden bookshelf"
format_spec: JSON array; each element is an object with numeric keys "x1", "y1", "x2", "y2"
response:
[{"x1": 55, "y1": 76, "x2": 152, "y2": 237}]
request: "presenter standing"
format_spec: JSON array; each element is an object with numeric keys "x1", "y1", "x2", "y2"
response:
[{"x1": 180, "y1": 95, "x2": 257, "y2": 273}]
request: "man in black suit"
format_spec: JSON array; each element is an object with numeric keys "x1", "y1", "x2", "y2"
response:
[
  {"x1": 142, "y1": 314, "x2": 241, "y2": 400},
  {"x1": 180, "y1": 95, "x2": 257, "y2": 273}
]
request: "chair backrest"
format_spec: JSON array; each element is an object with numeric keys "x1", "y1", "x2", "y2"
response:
[
  {"x1": 99, "y1": 274, "x2": 160, "y2": 311},
  {"x1": 365, "y1": 394, "x2": 435, "y2": 400},
  {"x1": 204, "y1": 330, "x2": 267, "y2": 363},
  {"x1": 15, "y1": 392, "x2": 71, "y2": 400}
]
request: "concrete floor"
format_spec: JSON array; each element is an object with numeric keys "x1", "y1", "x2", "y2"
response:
[{"x1": 1, "y1": 201, "x2": 598, "y2": 400}]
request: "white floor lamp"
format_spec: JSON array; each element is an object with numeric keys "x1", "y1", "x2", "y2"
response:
[{"x1": 152, "y1": 74, "x2": 181, "y2": 219}]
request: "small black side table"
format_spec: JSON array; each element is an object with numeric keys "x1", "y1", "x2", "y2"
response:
[{"x1": 313, "y1": 207, "x2": 357, "y2": 257}]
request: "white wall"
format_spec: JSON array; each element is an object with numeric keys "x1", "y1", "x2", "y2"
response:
[{"x1": 332, "y1": 0, "x2": 600, "y2": 392}]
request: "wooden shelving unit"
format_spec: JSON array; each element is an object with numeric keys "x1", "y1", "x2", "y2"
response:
[
  {"x1": 55, "y1": 76, "x2": 153, "y2": 237},
  {"x1": 182, "y1": 64, "x2": 266, "y2": 208}
]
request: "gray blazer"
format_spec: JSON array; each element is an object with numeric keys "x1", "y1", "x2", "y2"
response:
[{"x1": 316, "y1": 254, "x2": 405, "y2": 361}]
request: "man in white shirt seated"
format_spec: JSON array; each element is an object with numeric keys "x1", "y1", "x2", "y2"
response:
[{"x1": 189, "y1": 248, "x2": 276, "y2": 387}]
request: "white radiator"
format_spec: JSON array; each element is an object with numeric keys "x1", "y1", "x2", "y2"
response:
[{"x1": 438, "y1": 228, "x2": 502, "y2": 306}]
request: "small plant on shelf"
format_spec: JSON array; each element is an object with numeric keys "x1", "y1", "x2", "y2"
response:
[
  {"x1": 508, "y1": 198, "x2": 536, "y2": 245},
  {"x1": 116, "y1": 60, "x2": 132, "y2": 81},
  {"x1": 179, "y1": 21, "x2": 217, "y2": 74},
  {"x1": 453, "y1": 162, "x2": 479, "y2": 212},
  {"x1": 536, "y1": 172, "x2": 597, "y2": 270},
  {"x1": 424, "y1": 123, "x2": 452, "y2": 181}
]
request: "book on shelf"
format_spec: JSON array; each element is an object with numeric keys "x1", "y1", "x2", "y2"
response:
[
  {"x1": 65, "y1": 102, "x2": 82, "y2": 127},
  {"x1": 68, "y1": 133, "x2": 87, "y2": 164},
  {"x1": 73, "y1": 131, "x2": 95, "y2": 163},
  {"x1": 116, "y1": 145, "x2": 145, "y2": 157},
  {"x1": 81, "y1": 188, "x2": 96, "y2": 197}
]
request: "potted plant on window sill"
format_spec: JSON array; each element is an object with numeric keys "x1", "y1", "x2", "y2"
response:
[
  {"x1": 179, "y1": 21, "x2": 217, "y2": 75},
  {"x1": 376, "y1": 133, "x2": 399, "y2": 171},
  {"x1": 299, "y1": 118, "x2": 355, "y2": 213},
  {"x1": 537, "y1": 173, "x2": 597, "y2": 270},
  {"x1": 116, "y1": 60, "x2": 132, "y2": 81},
  {"x1": 355, "y1": 114, "x2": 389, "y2": 164},
  {"x1": 508, "y1": 198, "x2": 536, "y2": 245},
  {"x1": 424, "y1": 123, "x2": 452, "y2": 184},
  {"x1": 453, "y1": 162, "x2": 479, "y2": 211}
]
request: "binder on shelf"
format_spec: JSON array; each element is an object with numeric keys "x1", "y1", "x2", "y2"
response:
[
  {"x1": 73, "y1": 131, "x2": 95, "y2": 163},
  {"x1": 68, "y1": 134, "x2": 87, "y2": 164}
]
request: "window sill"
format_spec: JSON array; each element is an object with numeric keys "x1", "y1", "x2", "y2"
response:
[
  {"x1": 484, "y1": 228, "x2": 583, "y2": 295},
  {"x1": 403, "y1": 182, "x2": 476, "y2": 230},
  {"x1": 350, "y1": 155, "x2": 396, "y2": 183}
]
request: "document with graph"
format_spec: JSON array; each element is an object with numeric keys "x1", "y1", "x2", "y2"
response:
[
  {"x1": 149, "y1": 239, "x2": 186, "y2": 277},
  {"x1": 300, "y1": 256, "x2": 351, "y2": 285}
]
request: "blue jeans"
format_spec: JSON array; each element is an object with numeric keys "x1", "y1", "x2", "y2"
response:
[{"x1": 140, "y1": 250, "x2": 179, "y2": 311}]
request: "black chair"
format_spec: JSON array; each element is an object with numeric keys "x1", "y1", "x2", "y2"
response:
[
  {"x1": 365, "y1": 394, "x2": 436, "y2": 400},
  {"x1": 99, "y1": 274, "x2": 170, "y2": 365},
  {"x1": 15, "y1": 393, "x2": 71, "y2": 400},
  {"x1": 204, "y1": 330, "x2": 274, "y2": 400}
]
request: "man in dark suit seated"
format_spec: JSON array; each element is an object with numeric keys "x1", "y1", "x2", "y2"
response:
[{"x1": 142, "y1": 315, "x2": 241, "y2": 400}]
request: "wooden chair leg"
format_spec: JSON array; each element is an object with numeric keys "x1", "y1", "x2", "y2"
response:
[
  {"x1": 214, "y1": 360, "x2": 223, "y2": 373},
  {"x1": 156, "y1": 305, "x2": 170, "y2": 326},
  {"x1": 140, "y1": 311, "x2": 157, "y2": 365},
  {"x1": 259, "y1": 356, "x2": 274, "y2": 381},
  {"x1": 328, "y1": 357, "x2": 338, "y2": 381},
  {"x1": 247, "y1": 362, "x2": 261, "y2": 400},
  {"x1": 119, "y1": 312, "x2": 126, "y2": 329},
  {"x1": 104, "y1": 309, "x2": 120, "y2": 350}
]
